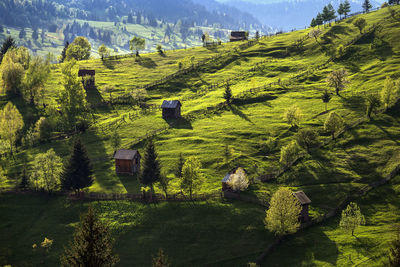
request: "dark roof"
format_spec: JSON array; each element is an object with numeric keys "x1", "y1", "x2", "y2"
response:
[
  {"x1": 161, "y1": 100, "x2": 181, "y2": 109},
  {"x1": 231, "y1": 31, "x2": 246, "y2": 38},
  {"x1": 114, "y1": 149, "x2": 139, "y2": 160},
  {"x1": 293, "y1": 191, "x2": 311, "y2": 205},
  {"x1": 78, "y1": 69, "x2": 95, "y2": 77}
]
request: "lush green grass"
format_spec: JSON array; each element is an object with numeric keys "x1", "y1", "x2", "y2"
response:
[
  {"x1": 1, "y1": 6, "x2": 400, "y2": 266},
  {"x1": 0, "y1": 194, "x2": 269, "y2": 267},
  {"x1": 260, "y1": 175, "x2": 400, "y2": 266}
]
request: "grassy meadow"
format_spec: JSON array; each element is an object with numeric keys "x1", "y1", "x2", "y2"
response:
[{"x1": 1, "y1": 5, "x2": 400, "y2": 266}]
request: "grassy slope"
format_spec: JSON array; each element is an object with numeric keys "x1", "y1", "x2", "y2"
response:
[
  {"x1": 0, "y1": 195, "x2": 268, "y2": 267},
  {"x1": 1, "y1": 6, "x2": 400, "y2": 266}
]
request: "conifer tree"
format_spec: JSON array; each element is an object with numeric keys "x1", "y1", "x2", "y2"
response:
[
  {"x1": 363, "y1": 0, "x2": 372, "y2": 12},
  {"x1": 322, "y1": 89, "x2": 332, "y2": 112},
  {"x1": 343, "y1": 0, "x2": 351, "y2": 17},
  {"x1": 0, "y1": 36, "x2": 16, "y2": 63},
  {"x1": 60, "y1": 42, "x2": 69, "y2": 63},
  {"x1": 152, "y1": 249, "x2": 170, "y2": 267},
  {"x1": 60, "y1": 206, "x2": 119, "y2": 267},
  {"x1": 175, "y1": 153, "x2": 185, "y2": 178},
  {"x1": 61, "y1": 138, "x2": 94, "y2": 192},
  {"x1": 140, "y1": 139, "x2": 161, "y2": 193},
  {"x1": 223, "y1": 83, "x2": 232, "y2": 104}
]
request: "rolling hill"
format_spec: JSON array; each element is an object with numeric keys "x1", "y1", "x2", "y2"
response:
[{"x1": 1, "y1": 4, "x2": 400, "y2": 266}]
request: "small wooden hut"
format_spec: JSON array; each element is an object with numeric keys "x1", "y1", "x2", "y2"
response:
[
  {"x1": 161, "y1": 100, "x2": 182, "y2": 119},
  {"x1": 114, "y1": 149, "x2": 141, "y2": 175},
  {"x1": 230, "y1": 31, "x2": 247, "y2": 42},
  {"x1": 293, "y1": 191, "x2": 312, "y2": 222},
  {"x1": 78, "y1": 69, "x2": 95, "y2": 88}
]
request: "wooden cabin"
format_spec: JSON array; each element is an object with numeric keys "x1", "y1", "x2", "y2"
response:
[
  {"x1": 293, "y1": 191, "x2": 312, "y2": 222},
  {"x1": 161, "y1": 100, "x2": 182, "y2": 119},
  {"x1": 114, "y1": 149, "x2": 141, "y2": 175},
  {"x1": 78, "y1": 69, "x2": 95, "y2": 88},
  {"x1": 230, "y1": 31, "x2": 247, "y2": 42}
]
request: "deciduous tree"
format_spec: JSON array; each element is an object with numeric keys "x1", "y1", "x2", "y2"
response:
[
  {"x1": 23, "y1": 55, "x2": 51, "y2": 105},
  {"x1": 98, "y1": 44, "x2": 110, "y2": 60},
  {"x1": 366, "y1": 94, "x2": 381, "y2": 118},
  {"x1": 284, "y1": 105, "x2": 302, "y2": 128},
  {"x1": 308, "y1": 29, "x2": 323, "y2": 45},
  {"x1": 180, "y1": 156, "x2": 203, "y2": 200},
  {"x1": 326, "y1": 68, "x2": 350, "y2": 96},
  {"x1": 381, "y1": 76, "x2": 398, "y2": 109},
  {"x1": 339, "y1": 202, "x2": 365, "y2": 236},
  {"x1": 60, "y1": 206, "x2": 119, "y2": 267},
  {"x1": 30, "y1": 148, "x2": 63, "y2": 193},
  {"x1": 0, "y1": 102, "x2": 24, "y2": 155},
  {"x1": 130, "y1": 36, "x2": 145, "y2": 56},
  {"x1": 353, "y1": 18, "x2": 367, "y2": 33},
  {"x1": 65, "y1": 37, "x2": 91, "y2": 61},
  {"x1": 264, "y1": 188, "x2": 302, "y2": 236},
  {"x1": 227, "y1": 167, "x2": 249, "y2": 192},
  {"x1": 296, "y1": 128, "x2": 319, "y2": 152},
  {"x1": 279, "y1": 141, "x2": 301, "y2": 168},
  {"x1": 324, "y1": 111, "x2": 344, "y2": 140}
]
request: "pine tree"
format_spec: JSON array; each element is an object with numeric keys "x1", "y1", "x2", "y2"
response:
[
  {"x1": 152, "y1": 249, "x2": 170, "y2": 267},
  {"x1": 363, "y1": 0, "x2": 372, "y2": 12},
  {"x1": 343, "y1": 0, "x2": 351, "y2": 17},
  {"x1": 140, "y1": 139, "x2": 161, "y2": 192},
  {"x1": 0, "y1": 36, "x2": 16, "y2": 63},
  {"x1": 338, "y1": 3, "x2": 345, "y2": 19},
  {"x1": 175, "y1": 153, "x2": 185, "y2": 178},
  {"x1": 223, "y1": 83, "x2": 232, "y2": 104},
  {"x1": 310, "y1": 18, "x2": 317, "y2": 27},
  {"x1": 60, "y1": 42, "x2": 69, "y2": 63},
  {"x1": 61, "y1": 138, "x2": 94, "y2": 192},
  {"x1": 322, "y1": 89, "x2": 332, "y2": 112},
  {"x1": 60, "y1": 206, "x2": 119, "y2": 267}
]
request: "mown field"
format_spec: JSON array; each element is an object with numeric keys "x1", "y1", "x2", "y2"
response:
[{"x1": 1, "y1": 5, "x2": 400, "y2": 266}]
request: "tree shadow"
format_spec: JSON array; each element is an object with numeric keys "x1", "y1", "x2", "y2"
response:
[
  {"x1": 228, "y1": 104, "x2": 253, "y2": 123},
  {"x1": 10, "y1": 97, "x2": 39, "y2": 130},
  {"x1": 85, "y1": 86, "x2": 106, "y2": 109},
  {"x1": 339, "y1": 95, "x2": 365, "y2": 113},
  {"x1": 164, "y1": 117, "x2": 193, "y2": 130},
  {"x1": 232, "y1": 94, "x2": 277, "y2": 106},
  {"x1": 263, "y1": 226, "x2": 339, "y2": 266},
  {"x1": 136, "y1": 57, "x2": 157, "y2": 69},
  {"x1": 101, "y1": 59, "x2": 119, "y2": 70}
]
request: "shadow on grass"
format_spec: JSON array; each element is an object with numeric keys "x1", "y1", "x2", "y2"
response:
[
  {"x1": 232, "y1": 94, "x2": 277, "y2": 106},
  {"x1": 136, "y1": 57, "x2": 157, "y2": 69},
  {"x1": 339, "y1": 95, "x2": 365, "y2": 113},
  {"x1": 228, "y1": 104, "x2": 253, "y2": 123},
  {"x1": 164, "y1": 117, "x2": 193, "y2": 130},
  {"x1": 86, "y1": 86, "x2": 106, "y2": 109},
  {"x1": 101, "y1": 59, "x2": 119, "y2": 70}
]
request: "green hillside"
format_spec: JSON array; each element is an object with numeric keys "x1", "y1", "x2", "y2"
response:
[{"x1": 1, "y1": 5, "x2": 400, "y2": 266}]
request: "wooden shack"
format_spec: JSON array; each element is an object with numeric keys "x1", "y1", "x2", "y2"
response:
[
  {"x1": 114, "y1": 149, "x2": 141, "y2": 175},
  {"x1": 161, "y1": 100, "x2": 182, "y2": 119},
  {"x1": 78, "y1": 69, "x2": 95, "y2": 88},
  {"x1": 230, "y1": 31, "x2": 247, "y2": 42},
  {"x1": 293, "y1": 191, "x2": 312, "y2": 222}
]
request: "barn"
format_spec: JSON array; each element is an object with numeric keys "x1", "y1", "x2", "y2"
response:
[
  {"x1": 293, "y1": 191, "x2": 312, "y2": 222},
  {"x1": 114, "y1": 149, "x2": 141, "y2": 175},
  {"x1": 230, "y1": 31, "x2": 247, "y2": 42},
  {"x1": 78, "y1": 69, "x2": 95, "y2": 88},
  {"x1": 161, "y1": 100, "x2": 182, "y2": 119}
]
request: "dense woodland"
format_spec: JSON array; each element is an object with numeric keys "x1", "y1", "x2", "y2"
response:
[{"x1": 1, "y1": 1, "x2": 400, "y2": 266}]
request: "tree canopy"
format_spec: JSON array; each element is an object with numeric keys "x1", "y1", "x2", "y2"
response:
[
  {"x1": 0, "y1": 102, "x2": 24, "y2": 155},
  {"x1": 264, "y1": 187, "x2": 302, "y2": 236},
  {"x1": 66, "y1": 36, "x2": 91, "y2": 61},
  {"x1": 339, "y1": 202, "x2": 365, "y2": 236}
]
